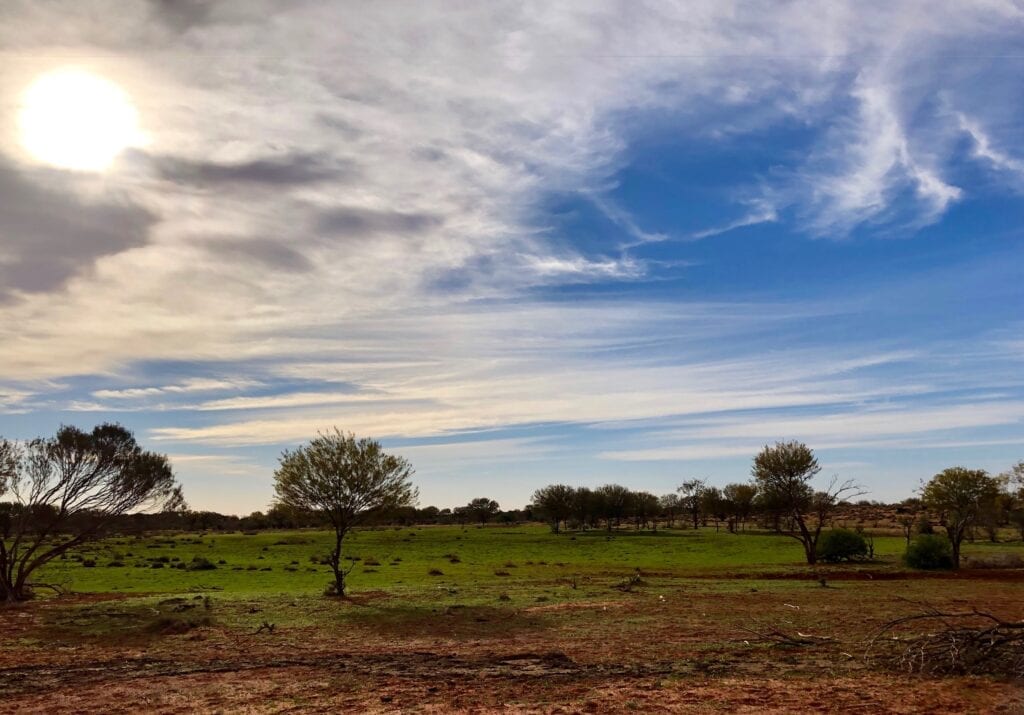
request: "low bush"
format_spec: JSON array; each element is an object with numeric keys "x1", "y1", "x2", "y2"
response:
[
  {"x1": 816, "y1": 529, "x2": 869, "y2": 563},
  {"x1": 904, "y1": 534, "x2": 954, "y2": 570},
  {"x1": 187, "y1": 556, "x2": 217, "y2": 571}
]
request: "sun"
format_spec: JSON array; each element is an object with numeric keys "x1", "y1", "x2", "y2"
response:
[{"x1": 18, "y1": 68, "x2": 145, "y2": 172}]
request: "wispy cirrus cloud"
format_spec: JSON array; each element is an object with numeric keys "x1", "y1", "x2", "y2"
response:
[{"x1": 2, "y1": 2, "x2": 1023, "y2": 510}]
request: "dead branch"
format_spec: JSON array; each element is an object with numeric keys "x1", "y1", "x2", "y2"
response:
[
  {"x1": 741, "y1": 624, "x2": 835, "y2": 647},
  {"x1": 867, "y1": 604, "x2": 1024, "y2": 676}
]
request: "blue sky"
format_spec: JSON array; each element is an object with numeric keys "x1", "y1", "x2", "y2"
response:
[{"x1": 1, "y1": 2, "x2": 1022, "y2": 513}]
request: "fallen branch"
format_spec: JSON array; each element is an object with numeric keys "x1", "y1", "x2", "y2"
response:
[
  {"x1": 867, "y1": 604, "x2": 1024, "y2": 676},
  {"x1": 253, "y1": 621, "x2": 276, "y2": 635},
  {"x1": 740, "y1": 624, "x2": 834, "y2": 647}
]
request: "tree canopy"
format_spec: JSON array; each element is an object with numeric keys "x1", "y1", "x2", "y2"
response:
[
  {"x1": 921, "y1": 466, "x2": 1001, "y2": 568},
  {"x1": 0, "y1": 423, "x2": 182, "y2": 602},
  {"x1": 273, "y1": 429, "x2": 417, "y2": 595}
]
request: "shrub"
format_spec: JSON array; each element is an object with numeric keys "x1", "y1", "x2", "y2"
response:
[
  {"x1": 904, "y1": 534, "x2": 954, "y2": 570},
  {"x1": 81, "y1": 558, "x2": 97, "y2": 568},
  {"x1": 816, "y1": 529, "x2": 869, "y2": 563},
  {"x1": 428, "y1": 568, "x2": 444, "y2": 576},
  {"x1": 187, "y1": 556, "x2": 217, "y2": 571},
  {"x1": 106, "y1": 560, "x2": 125, "y2": 568}
]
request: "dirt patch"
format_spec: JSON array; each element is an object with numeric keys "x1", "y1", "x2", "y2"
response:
[
  {"x1": 3, "y1": 578, "x2": 1023, "y2": 712},
  {"x1": 3, "y1": 666, "x2": 1021, "y2": 714}
]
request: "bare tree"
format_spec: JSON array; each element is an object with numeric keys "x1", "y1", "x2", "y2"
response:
[
  {"x1": 273, "y1": 429, "x2": 417, "y2": 596},
  {"x1": 0, "y1": 424, "x2": 182, "y2": 603},
  {"x1": 751, "y1": 441, "x2": 863, "y2": 565}
]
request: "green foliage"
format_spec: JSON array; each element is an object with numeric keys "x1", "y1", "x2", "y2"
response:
[
  {"x1": 750, "y1": 441, "x2": 819, "y2": 531},
  {"x1": 921, "y1": 466, "x2": 1001, "y2": 567},
  {"x1": 816, "y1": 529, "x2": 869, "y2": 563},
  {"x1": 904, "y1": 534, "x2": 955, "y2": 570},
  {"x1": 187, "y1": 556, "x2": 217, "y2": 571},
  {"x1": 272, "y1": 429, "x2": 417, "y2": 595},
  {"x1": 531, "y1": 484, "x2": 575, "y2": 532},
  {"x1": 465, "y1": 497, "x2": 500, "y2": 524},
  {"x1": 0, "y1": 423, "x2": 183, "y2": 601}
]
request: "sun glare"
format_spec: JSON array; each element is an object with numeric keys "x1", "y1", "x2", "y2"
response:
[{"x1": 18, "y1": 68, "x2": 144, "y2": 171}]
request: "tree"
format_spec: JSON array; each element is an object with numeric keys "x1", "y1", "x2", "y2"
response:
[
  {"x1": 1000, "y1": 461, "x2": 1024, "y2": 541},
  {"x1": 273, "y1": 429, "x2": 417, "y2": 596},
  {"x1": 722, "y1": 482, "x2": 758, "y2": 531},
  {"x1": 596, "y1": 484, "x2": 631, "y2": 531},
  {"x1": 700, "y1": 486, "x2": 727, "y2": 531},
  {"x1": 921, "y1": 467, "x2": 1001, "y2": 569},
  {"x1": 897, "y1": 514, "x2": 916, "y2": 546},
  {"x1": 751, "y1": 441, "x2": 862, "y2": 565},
  {"x1": 465, "y1": 497, "x2": 500, "y2": 525},
  {"x1": 632, "y1": 491, "x2": 660, "y2": 531},
  {"x1": 1002, "y1": 460, "x2": 1024, "y2": 494},
  {"x1": 531, "y1": 484, "x2": 574, "y2": 533},
  {"x1": 572, "y1": 486, "x2": 596, "y2": 529},
  {"x1": 0, "y1": 424, "x2": 183, "y2": 602},
  {"x1": 659, "y1": 493, "x2": 681, "y2": 527},
  {"x1": 677, "y1": 479, "x2": 706, "y2": 529}
]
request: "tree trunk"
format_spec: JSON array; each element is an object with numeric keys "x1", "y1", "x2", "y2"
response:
[
  {"x1": 949, "y1": 527, "x2": 962, "y2": 570},
  {"x1": 329, "y1": 528, "x2": 346, "y2": 595}
]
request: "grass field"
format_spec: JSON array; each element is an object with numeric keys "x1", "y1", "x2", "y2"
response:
[
  {"x1": 3, "y1": 525, "x2": 1024, "y2": 713},
  {"x1": 38, "y1": 525, "x2": 923, "y2": 595}
]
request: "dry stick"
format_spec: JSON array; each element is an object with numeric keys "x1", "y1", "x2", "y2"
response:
[
  {"x1": 740, "y1": 624, "x2": 834, "y2": 647},
  {"x1": 866, "y1": 603, "x2": 1024, "y2": 676}
]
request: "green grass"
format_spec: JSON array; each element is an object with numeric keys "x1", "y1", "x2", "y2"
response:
[{"x1": 36, "y1": 524, "x2": 1024, "y2": 599}]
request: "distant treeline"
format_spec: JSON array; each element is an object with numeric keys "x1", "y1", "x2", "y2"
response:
[
  {"x1": 0, "y1": 500, "x2": 533, "y2": 535},
  {"x1": 0, "y1": 492, "x2": 941, "y2": 535}
]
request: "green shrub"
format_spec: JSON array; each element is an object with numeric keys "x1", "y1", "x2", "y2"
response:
[
  {"x1": 816, "y1": 529, "x2": 868, "y2": 563},
  {"x1": 904, "y1": 534, "x2": 954, "y2": 570},
  {"x1": 187, "y1": 556, "x2": 217, "y2": 571}
]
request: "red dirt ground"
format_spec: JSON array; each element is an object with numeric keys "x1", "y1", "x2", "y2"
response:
[{"x1": 2, "y1": 576, "x2": 1022, "y2": 713}]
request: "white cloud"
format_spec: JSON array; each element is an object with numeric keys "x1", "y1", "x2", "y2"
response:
[
  {"x1": 958, "y1": 113, "x2": 1024, "y2": 177},
  {"x1": 0, "y1": 1, "x2": 1022, "y2": 511},
  {"x1": 802, "y1": 79, "x2": 962, "y2": 235},
  {"x1": 1, "y1": 2, "x2": 1021, "y2": 386},
  {"x1": 92, "y1": 378, "x2": 258, "y2": 400}
]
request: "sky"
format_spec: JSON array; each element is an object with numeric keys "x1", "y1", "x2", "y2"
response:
[{"x1": 1, "y1": 1, "x2": 1022, "y2": 514}]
